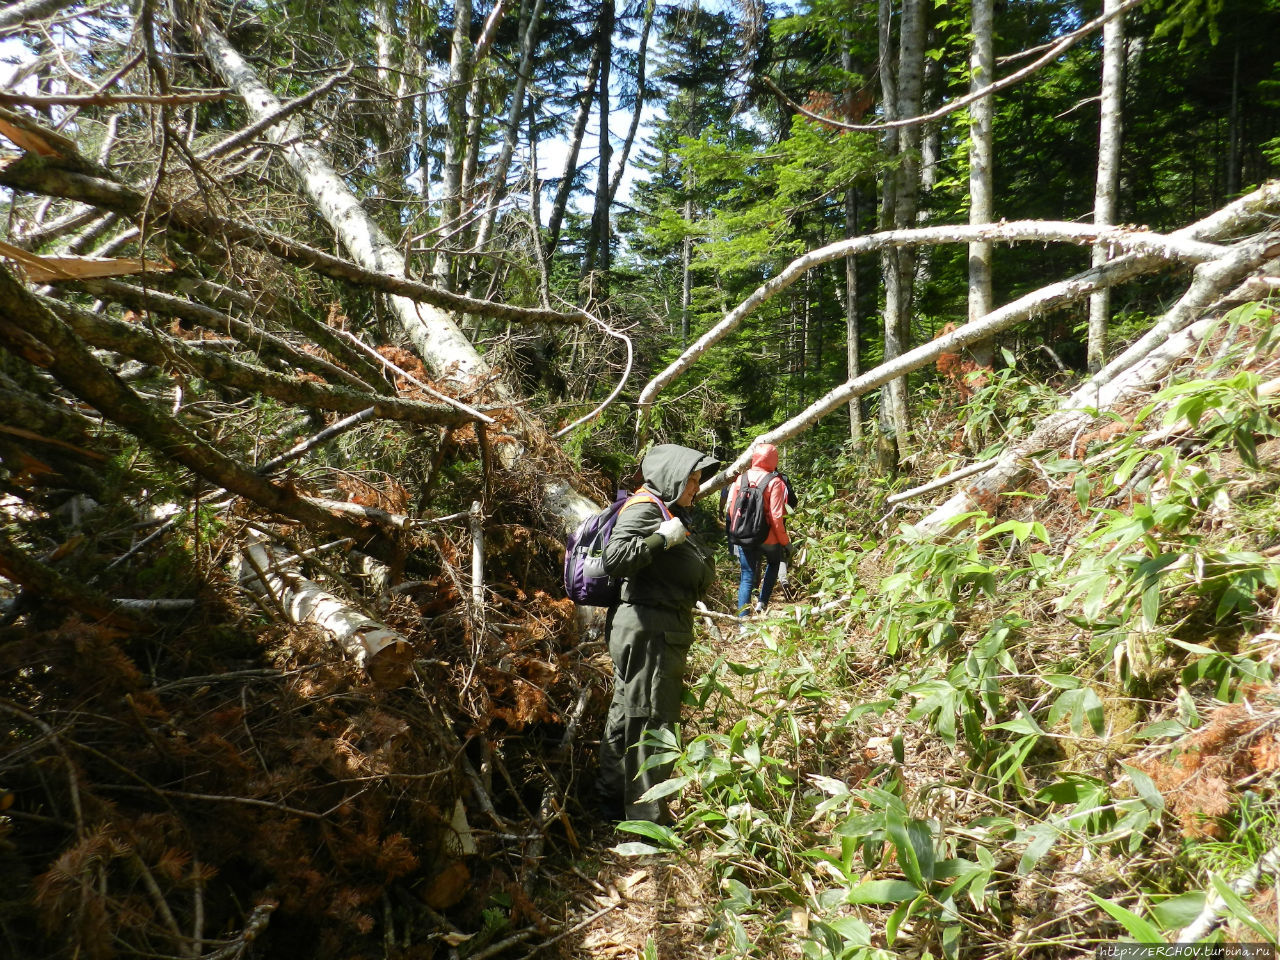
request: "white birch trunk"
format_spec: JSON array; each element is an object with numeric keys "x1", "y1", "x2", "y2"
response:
[
  {"x1": 884, "y1": 0, "x2": 926, "y2": 446},
  {"x1": 639, "y1": 179, "x2": 1280, "y2": 440},
  {"x1": 876, "y1": 0, "x2": 905, "y2": 444},
  {"x1": 968, "y1": 0, "x2": 995, "y2": 366},
  {"x1": 198, "y1": 21, "x2": 599, "y2": 531},
  {"x1": 196, "y1": 20, "x2": 494, "y2": 390},
  {"x1": 1087, "y1": 0, "x2": 1125, "y2": 372},
  {"x1": 639, "y1": 218, "x2": 1230, "y2": 437},
  {"x1": 237, "y1": 540, "x2": 413, "y2": 686},
  {"x1": 918, "y1": 234, "x2": 1280, "y2": 532},
  {"x1": 842, "y1": 43, "x2": 863, "y2": 445},
  {"x1": 697, "y1": 230, "x2": 1278, "y2": 496}
]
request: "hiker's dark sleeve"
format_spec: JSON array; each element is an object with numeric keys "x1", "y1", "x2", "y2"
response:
[{"x1": 603, "y1": 501, "x2": 667, "y2": 576}]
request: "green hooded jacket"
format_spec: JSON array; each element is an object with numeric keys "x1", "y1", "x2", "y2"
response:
[{"x1": 603, "y1": 443, "x2": 718, "y2": 630}]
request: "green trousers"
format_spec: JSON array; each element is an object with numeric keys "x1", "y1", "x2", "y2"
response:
[{"x1": 596, "y1": 603, "x2": 693, "y2": 822}]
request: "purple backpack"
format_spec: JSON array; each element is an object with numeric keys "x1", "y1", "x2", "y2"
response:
[{"x1": 564, "y1": 490, "x2": 671, "y2": 606}]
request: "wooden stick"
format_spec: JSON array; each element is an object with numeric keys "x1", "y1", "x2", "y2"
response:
[
  {"x1": 197, "y1": 67, "x2": 351, "y2": 162},
  {"x1": 885, "y1": 459, "x2": 997, "y2": 506},
  {"x1": 0, "y1": 90, "x2": 229, "y2": 107},
  {"x1": 257, "y1": 407, "x2": 376, "y2": 475}
]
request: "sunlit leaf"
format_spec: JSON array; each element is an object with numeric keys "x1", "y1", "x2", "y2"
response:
[
  {"x1": 845, "y1": 879, "x2": 921, "y2": 904},
  {"x1": 1088, "y1": 893, "x2": 1165, "y2": 942}
]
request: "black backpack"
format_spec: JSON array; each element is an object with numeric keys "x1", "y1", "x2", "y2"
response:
[{"x1": 725, "y1": 471, "x2": 778, "y2": 548}]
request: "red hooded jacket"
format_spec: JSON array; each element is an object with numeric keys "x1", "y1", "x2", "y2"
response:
[{"x1": 726, "y1": 443, "x2": 790, "y2": 547}]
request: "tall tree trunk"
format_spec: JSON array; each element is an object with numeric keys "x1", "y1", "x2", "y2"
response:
[
  {"x1": 968, "y1": 0, "x2": 995, "y2": 367},
  {"x1": 459, "y1": 1, "x2": 509, "y2": 273},
  {"x1": 845, "y1": 186, "x2": 863, "y2": 444},
  {"x1": 1226, "y1": 38, "x2": 1241, "y2": 199},
  {"x1": 582, "y1": 1, "x2": 615, "y2": 294},
  {"x1": 842, "y1": 39, "x2": 864, "y2": 445},
  {"x1": 375, "y1": 0, "x2": 395, "y2": 95},
  {"x1": 878, "y1": 0, "x2": 924, "y2": 450},
  {"x1": 1087, "y1": 0, "x2": 1125, "y2": 373},
  {"x1": 681, "y1": 196, "x2": 693, "y2": 348},
  {"x1": 876, "y1": 0, "x2": 900, "y2": 445},
  {"x1": 469, "y1": 0, "x2": 544, "y2": 293},
  {"x1": 606, "y1": 0, "x2": 655, "y2": 210},
  {"x1": 435, "y1": 0, "x2": 473, "y2": 292},
  {"x1": 544, "y1": 21, "x2": 604, "y2": 260}
]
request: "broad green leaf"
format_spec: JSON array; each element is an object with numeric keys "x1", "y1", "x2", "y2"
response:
[
  {"x1": 942, "y1": 922, "x2": 963, "y2": 960},
  {"x1": 886, "y1": 899, "x2": 911, "y2": 945},
  {"x1": 846, "y1": 879, "x2": 921, "y2": 904},
  {"x1": 808, "y1": 774, "x2": 851, "y2": 797},
  {"x1": 638, "y1": 776, "x2": 692, "y2": 802},
  {"x1": 1082, "y1": 688, "x2": 1106, "y2": 736},
  {"x1": 1149, "y1": 892, "x2": 1207, "y2": 929},
  {"x1": 1120, "y1": 763, "x2": 1165, "y2": 812},
  {"x1": 1088, "y1": 893, "x2": 1165, "y2": 942},
  {"x1": 886, "y1": 808, "x2": 925, "y2": 887},
  {"x1": 613, "y1": 841, "x2": 661, "y2": 856},
  {"x1": 1043, "y1": 674, "x2": 1082, "y2": 690},
  {"x1": 1141, "y1": 580, "x2": 1161, "y2": 628},
  {"x1": 1135, "y1": 719, "x2": 1189, "y2": 740},
  {"x1": 1017, "y1": 822, "x2": 1059, "y2": 875},
  {"x1": 617, "y1": 820, "x2": 682, "y2": 848}
]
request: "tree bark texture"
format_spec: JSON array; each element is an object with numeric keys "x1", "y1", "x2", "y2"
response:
[
  {"x1": 968, "y1": 0, "x2": 995, "y2": 366},
  {"x1": 918, "y1": 234, "x2": 1280, "y2": 532},
  {"x1": 237, "y1": 539, "x2": 413, "y2": 687},
  {"x1": 1087, "y1": 0, "x2": 1125, "y2": 372}
]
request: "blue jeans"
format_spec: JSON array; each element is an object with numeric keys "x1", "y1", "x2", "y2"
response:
[{"x1": 736, "y1": 545, "x2": 780, "y2": 616}]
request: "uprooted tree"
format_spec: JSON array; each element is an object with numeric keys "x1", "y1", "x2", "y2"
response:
[{"x1": 3, "y1": 0, "x2": 1280, "y2": 957}]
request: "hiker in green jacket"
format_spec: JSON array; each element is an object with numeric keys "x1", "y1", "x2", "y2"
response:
[{"x1": 597, "y1": 443, "x2": 719, "y2": 823}]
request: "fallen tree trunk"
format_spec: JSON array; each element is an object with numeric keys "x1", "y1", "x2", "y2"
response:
[
  {"x1": 697, "y1": 192, "x2": 1280, "y2": 496},
  {"x1": 47, "y1": 297, "x2": 481, "y2": 428},
  {"x1": 71, "y1": 278, "x2": 375, "y2": 392},
  {"x1": 640, "y1": 218, "x2": 1232, "y2": 443},
  {"x1": 0, "y1": 528, "x2": 147, "y2": 631},
  {"x1": 194, "y1": 18, "x2": 598, "y2": 527},
  {"x1": 917, "y1": 234, "x2": 1280, "y2": 532},
  {"x1": 194, "y1": 20, "x2": 541, "y2": 388},
  {"x1": 235, "y1": 538, "x2": 413, "y2": 687}
]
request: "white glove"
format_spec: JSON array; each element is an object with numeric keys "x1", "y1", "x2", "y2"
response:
[{"x1": 655, "y1": 516, "x2": 687, "y2": 548}]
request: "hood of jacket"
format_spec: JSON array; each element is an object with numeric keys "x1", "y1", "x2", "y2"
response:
[
  {"x1": 750, "y1": 443, "x2": 779, "y2": 472},
  {"x1": 641, "y1": 444, "x2": 719, "y2": 504}
]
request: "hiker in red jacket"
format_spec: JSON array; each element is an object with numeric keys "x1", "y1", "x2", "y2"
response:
[{"x1": 724, "y1": 442, "x2": 792, "y2": 617}]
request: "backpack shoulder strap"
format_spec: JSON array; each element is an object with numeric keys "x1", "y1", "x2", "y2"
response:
[{"x1": 619, "y1": 490, "x2": 671, "y2": 521}]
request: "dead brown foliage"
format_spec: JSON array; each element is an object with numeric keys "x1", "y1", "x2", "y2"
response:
[{"x1": 1138, "y1": 693, "x2": 1280, "y2": 838}]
